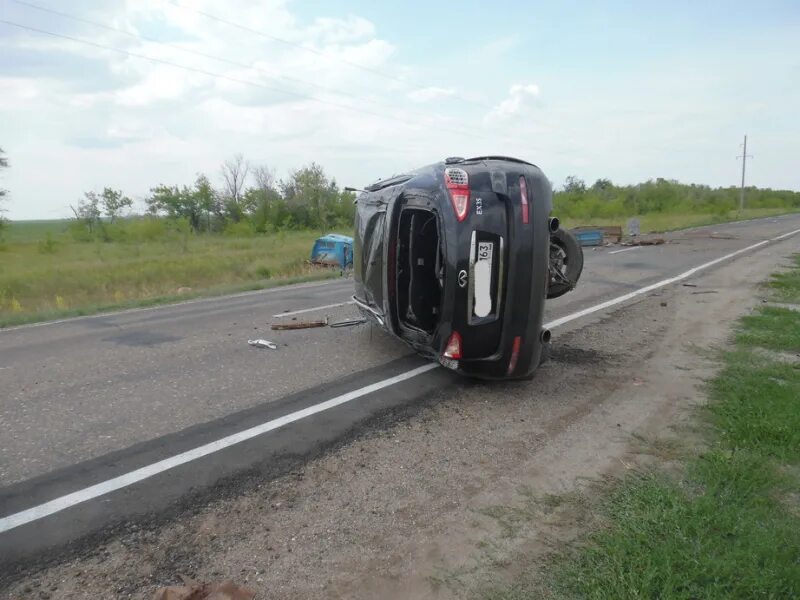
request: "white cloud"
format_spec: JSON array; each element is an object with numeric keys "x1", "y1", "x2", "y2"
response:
[
  {"x1": 485, "y1": 83, "x2": 541, "y2": 122},
  {"x1": 114, "y1": 66, "x2": 205, "y2": 106},
  {"x1": 407, "y1": 86, "x2": 456, "y2": 103},
  {"x1": 1, "y1": 1, "x2": 798, "y2": 219}
]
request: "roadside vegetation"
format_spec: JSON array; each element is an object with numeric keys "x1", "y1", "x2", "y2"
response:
[
  {"x1": 478, "y1": 255, "x2": 800, "y2": 599},
  {"x1": 1, "y1": 147, "x2": 799, "y2": 326}
]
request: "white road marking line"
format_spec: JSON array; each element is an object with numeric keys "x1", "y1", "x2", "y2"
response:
[
  {"x1": 608, "y1": 246, "x2": 642, "y2": 255},
  {"x1": 0, "y1": 363, "x2": 438, "y2": 534},
  {"x1": 0, "y1": 280, "x2": 348, "y2": 333},
  {"x1": 544, "y1": 229, "x2": 800, "y2": 329},
  {"x1": 272, "y1": 300, "x2": 355, "y2": 318},
  {"x1": 773, "y1": 227, "x2": 800, "y2": 241},
  {"x1": 2, "y1": 227, "x2": 798, "y2": 534}
]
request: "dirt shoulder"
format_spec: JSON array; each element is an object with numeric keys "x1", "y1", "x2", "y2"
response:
[{"x1": 4, "y1": 244, "x2": 795, "y2": 600}]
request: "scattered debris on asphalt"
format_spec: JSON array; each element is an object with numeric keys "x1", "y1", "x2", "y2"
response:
[
  {"x1": 682, "y1": 283, "x2": 698, "y2": 287},
  {"x1": 329, "y1": 318, "x2": 367, "y2": 328},
  {"x1": 691, "y1": 290, "x2": 719, "y2": 295},
  {"x1": 152, "y1": 576, "x2": 255, "y2": 600},
  {"x1": 248, "y1": 339, "x2": 277, "y2": 349},
  {"x1": 571, "y1": 225, "x2": 623, "y2": 246},
  {"x1": 271, "y1": 318, "x2": 328, "y2": 331},
  {"x1": 621, "y1": 238, "x2": 666, "y2": 247}
]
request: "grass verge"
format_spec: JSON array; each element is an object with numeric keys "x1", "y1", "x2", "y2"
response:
[
  {"x1": 0, "y1": 271, "x2": 341, "y2": 329},
  {"x1": 559, "y1": 207, "x2": 798, "y2": 234},
  {"x1": 1, "y1": 211, "x2": 796, "y2": 327},
  {"x1": 476, "y1": 255, "x2": 800, "y2": 599},
  {"x1": 0, "y1": 228, "x2": 348, "y2": 326}
]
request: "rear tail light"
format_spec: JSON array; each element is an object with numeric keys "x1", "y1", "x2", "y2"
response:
[
  {"x1": 443, "y1": 331, "x2": 463, "y2": 359},
  {"x1": 507, "y1": 336, "x2": 522, "y2": 375},
  {"x1": 445, "y1": 167, "x2": 470, "y2": 222},
  {"x1": 519, "y1": 176, "x2": 529, "y2": 224}
]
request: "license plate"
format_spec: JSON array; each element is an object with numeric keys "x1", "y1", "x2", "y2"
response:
[
  {"x1": 477, "y1": 241, "x2": 493, "y2": 263},
  {"x1": 474, "y1": 242, "x2": 494, "y2": 317}
]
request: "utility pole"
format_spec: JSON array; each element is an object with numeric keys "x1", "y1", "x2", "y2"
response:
[{"x1": 737, "y1": 134, "x2": 753, "y2": 212}]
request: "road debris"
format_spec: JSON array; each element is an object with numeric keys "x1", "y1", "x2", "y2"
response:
[
  {"x1": 248, "y1": 339, "x2": 277, "y2": 349},
  {"x1": 621, "y1": 238, "x2": 666, "y2": 247},
  {"x1": 682, "y1": 283, "x2": 698, "y2": 287},
  {"x1": 691, "y1": 290, "x2": 719, "y2": 295},
  {"x1": 152, "y1": 576, "x2": 255, "y2": 600},
  {"x1": 329, "y1": 318, "x2": 367, "y2": 328},
  {"x1": 271, "y1": 318, "x2": 328, "y2": 331}
]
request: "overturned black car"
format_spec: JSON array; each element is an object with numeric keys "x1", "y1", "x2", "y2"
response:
[{"x1": 352, "y1": 156, "x2": 583, "y2": 380}]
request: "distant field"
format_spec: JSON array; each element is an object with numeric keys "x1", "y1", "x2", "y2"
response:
[
  {"x1": 2, "y1": 219, "x2": 70, "y2": 242},
  {"x1": 0, "y1": 225, "x2": 346, "y2": 327},
  {"x1": 559, "y1": 207, "x2": 798, "y2": 233},
  {"x1": 1, "y1": 208, "x2": 798, "y2": 327}
]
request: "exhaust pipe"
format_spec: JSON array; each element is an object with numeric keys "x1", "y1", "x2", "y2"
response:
[
  {"x1": 540, "y1": 328, "x2": 551, "y2": 344},
  {"x1": 548, "y1": 217, "x2": 560, "y2": 233}
]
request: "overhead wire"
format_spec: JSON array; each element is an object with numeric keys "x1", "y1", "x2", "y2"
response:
[
  {"x1": 9, "y1": 0, "x2": 398, "y2": 111},
  {"x1": 166, "y1": 0, "x2": 495, "y2": 111},
  {"x1": 9, "y1": 0, "x2": 478, "y2": 133},
  {"x1": 0, "y1": 18, "x2": 502, "y2": 143}
]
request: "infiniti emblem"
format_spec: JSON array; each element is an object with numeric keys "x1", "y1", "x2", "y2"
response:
[{"x1": 458, "y1": 269, "x2": 468, "y2": 288}]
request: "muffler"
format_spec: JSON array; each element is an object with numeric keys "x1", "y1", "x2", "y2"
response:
[
  {"x1": 540, "y1": 328, "x2": 551, "y2": 344},
  {"x1": 548, "y1": 217, "x2": 560, "y2": 233}
]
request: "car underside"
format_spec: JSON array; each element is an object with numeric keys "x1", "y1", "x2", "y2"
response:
[{"x1": 353, "y1": 156, "x2": 583, "y2": 380}]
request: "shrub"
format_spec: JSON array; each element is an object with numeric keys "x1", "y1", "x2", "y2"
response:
[
  {"x1": 37, "y1": 233, "x2": 58, "y2": 254},
  {"x1": 224, "y1": 220, "x2": 256, "y2": 237}
]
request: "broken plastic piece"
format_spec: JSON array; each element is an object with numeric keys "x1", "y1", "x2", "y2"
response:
[
  {"x1": 248, "y1": 339, "x2": 277, "y2": 349},
  {"x1": 329, "y1": 318, "x2": 368, "y2": 328}
]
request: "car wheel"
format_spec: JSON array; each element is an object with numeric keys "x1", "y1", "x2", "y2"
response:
[{"x1": 546, "y1": 229, "x2": 584, "y2": 299}]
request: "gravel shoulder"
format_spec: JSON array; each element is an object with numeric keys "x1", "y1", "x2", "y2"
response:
[{"x1": 3, "y1": 242, "x2": 795, "y2": 600}]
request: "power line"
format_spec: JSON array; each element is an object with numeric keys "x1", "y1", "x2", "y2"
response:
[
  {"x1": 167, "y1": 0, "x2": 494, "y2": 111},
  {"x1": 8, "y1": 0, "x2": 394, "y2": 111},
  {"x1": 10, "y1": 0, "x2": 470, "y2": 132},
  {"x1": 0, "y1": 18, "x2": 492, "y2": 142}
]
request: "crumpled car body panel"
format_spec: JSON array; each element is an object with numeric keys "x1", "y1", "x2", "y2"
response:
[{"x1": 353, "y1": 157, "x2": 554, "y2": 380}]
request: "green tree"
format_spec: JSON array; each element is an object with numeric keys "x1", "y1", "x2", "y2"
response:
[
  {"x1": 220, "y1": 154, "x2": 249, "y2": 222},
  {"x1": 147, "y1": 184, "x2": 203, "y2": 231},
  {"x1": 283, "y1": 162, "x2": 338, "y2": 230},
  {"x1": 100, "y1": 187, "x2": 133, "y2": 223},
  {"x1": 245, "y1": 165, "x2": 282, "y2": 232},
  {"x1": 71, "y1": 191, "x2": 102, "y2": 233},
  {"x1": 193, "y1": 173, "x2": 217, "y2": 231},
  {"x1": 563, "y1": 175, "x2": 587, "y2": 194}
]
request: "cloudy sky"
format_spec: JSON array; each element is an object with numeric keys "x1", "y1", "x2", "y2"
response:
[{"x1": 1, "y1": 0, "x2": 798, "y2": 220}]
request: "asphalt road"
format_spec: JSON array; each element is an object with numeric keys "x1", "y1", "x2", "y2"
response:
[{"x1": 1, "y1": 213, "x2": 799, "y2": 569}]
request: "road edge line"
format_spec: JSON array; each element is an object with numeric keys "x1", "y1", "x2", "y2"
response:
[{"x1": 2, "y1": 227, "x2": 798, "y2": 533}]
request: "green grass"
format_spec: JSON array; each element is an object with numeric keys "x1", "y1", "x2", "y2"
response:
[
  {"x1": 478, "y1": 256, "x2": 800, "y2": 600},
  {"x1": 560, "y1": 207, "x2": 798, "y2": 234},
  {"x1": 736, "y1": 306, "x2": 800, "y2": 352},
  {"x1": 767, "y1": 254, "x2": 800, "y2": 304},
  {"x1": 1, "y1": 208, "x2": 796, "y2": 327},
  {"x1": 0, "y1": 223, "x2": 347, "y2": 326},
  {"x1": 0, "y1": 219, "x2": 69, "y2": 242}
]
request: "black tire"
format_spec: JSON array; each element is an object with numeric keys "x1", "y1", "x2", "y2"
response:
[{"x1": 546, "y1": 229, "x2": 584, "y2": 299}]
